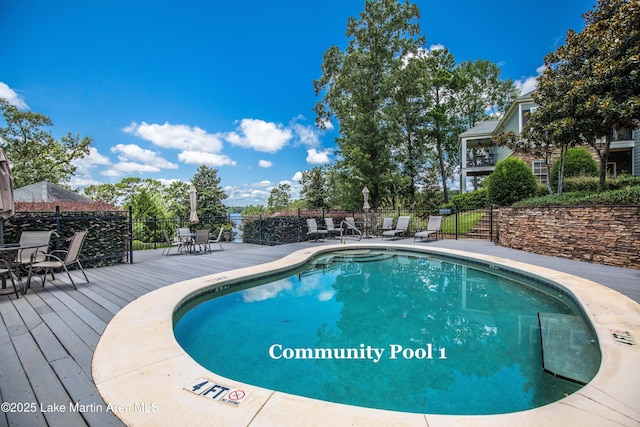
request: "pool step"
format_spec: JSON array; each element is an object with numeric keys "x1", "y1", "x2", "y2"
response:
[{"x1": 538, "y1": 313, "x2": 600, "y2": 385}]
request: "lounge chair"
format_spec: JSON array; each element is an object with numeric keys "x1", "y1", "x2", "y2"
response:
[
  {"x1": 162, "y1": 230, "x2": 184, "y2": 255},
  {"x1": 26, "y1": 231, "x2": 89, "y2": 292},
  {"x1": 380, "y1": 217, "x2": 394, "y2": 235},
  {"x1": 344, "y1": 217, "x2": 361, "y2": 235},
  {"x1": 414, "y1": 216, "x2": 443, "y2": 242},
  {"x1": 382, "y1": 216, "x2": 410, "y2": 240},
  {"x1": 306, "y1": 218, "x2": 328, "y2": 241},
  {"x1": 324, "y1": 218, "x2": 340, "y2": 238},
  {"x1": 208, "y1": 228, "x2": 224, "y2": 251}
]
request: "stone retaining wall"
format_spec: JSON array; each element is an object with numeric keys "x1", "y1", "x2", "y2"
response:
[{"x1": 497, "y1": 205, "x2": 640, "y2": 270}]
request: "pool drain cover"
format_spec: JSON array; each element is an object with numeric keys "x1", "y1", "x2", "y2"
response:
[{"x1": 610, "y1": 329, "x2": 636, "y2": 347}]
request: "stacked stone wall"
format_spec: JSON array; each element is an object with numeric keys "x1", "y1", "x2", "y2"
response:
[{"x1": 497, "y1": 205, "x2": 640, "y2": 270}]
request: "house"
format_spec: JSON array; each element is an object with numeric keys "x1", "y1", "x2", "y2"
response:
[
  {"x1": 458, "y1": 91, "x2": 640, "y2": 193},
  {"x1": 14, "y1": 181, "x2": 93, "y2": 203}
]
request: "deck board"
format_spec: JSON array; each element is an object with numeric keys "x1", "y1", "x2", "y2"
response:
[{"x1": 0, "y1": 239, "x2": 638, "y2": 427}]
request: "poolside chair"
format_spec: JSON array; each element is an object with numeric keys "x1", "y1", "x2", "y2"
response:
[
  {"x1": 324, "y1": 218, "x2": 341, "y2": 239},
  {"x1": 26, "y1": 231, "x2": 89, "y2": 292},
  {"x1": 177, "y1": 227, "x2": 192, "y2": 241},
  {"x1": 0, "y1": 259, "x2": 20, "y2": 299},
  {"x1": 15, "y1": 230, "x2": 54, "y2": 278},
  {"x1": 344, "y1": 217, "x2": 361, "y2": 235},
  {"x1": 162, "y1": 230, "x2": 184, "y2": 255},
  {"x1": 380, "y1": 217, "x2": 394, "y2": 235},
  {"x1": 306, "y1": 218, "x2": 328, "y2": 241},
  {"x1": 208, "y1": 228, "x2": 224, "y2": 251},
  {"x1": 382, "y1": 216, "x2": 410, "y2": 240},
  {"x1": 414, "y1": 216, "x2": 443, "y2": 242},
  {"x1": 193, "y1": 229, "x2": 211, "y2": 253}
]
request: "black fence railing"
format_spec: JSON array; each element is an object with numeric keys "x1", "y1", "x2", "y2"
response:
[
  {"x1": 136, "y1": 207, "x2": 495, "y2": 249},
  {"x1": 6, "y1": 206, "x2": 495, "y2": 267},
  {"x1": 4, "y1": 207, "x2": 129, "y2": 268}
]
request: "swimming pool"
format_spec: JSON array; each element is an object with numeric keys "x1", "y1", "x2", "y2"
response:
[
  {"x1": 173, "y1": 249, "x2": 598, "y2": 414},
  {"x1": 93, "y1": 243, "x2": 640, "y2": 426}
]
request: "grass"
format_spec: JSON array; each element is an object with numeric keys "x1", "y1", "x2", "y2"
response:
[{"x1": 441, "y1": 211, "x2": 485, "y2": 235}]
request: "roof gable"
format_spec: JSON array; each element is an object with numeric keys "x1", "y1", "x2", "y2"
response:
[{"x1": 14, "y1": 181, "x2": 93, "y2": 203}]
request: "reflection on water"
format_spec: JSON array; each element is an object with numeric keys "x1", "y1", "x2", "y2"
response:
[{"x1": 174, "y1": 250, "x2": 599, "y2": 414}]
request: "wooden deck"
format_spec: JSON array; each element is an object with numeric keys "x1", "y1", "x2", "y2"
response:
[
  {"x1": 0, "y1": 239, "x2": 638, "y2": 427},
  {"x1": 0, "y1": 242, "x2": 312, "y2": 427}
]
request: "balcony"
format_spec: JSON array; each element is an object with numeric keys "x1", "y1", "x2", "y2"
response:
[{"x1": 465, "y1": 152, "x2": 496, "y2": 168}]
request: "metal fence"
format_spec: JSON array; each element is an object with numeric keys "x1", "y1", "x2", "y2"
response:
[
  {"x1": 134, "y1": 207, "x2": 495, "y2": 249},
  {"x1": 6, "y1": 206, "x2": 495, "y2": 267}
]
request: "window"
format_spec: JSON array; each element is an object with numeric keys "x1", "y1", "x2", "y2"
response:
[
  {"x1": 613, "y1": 128, "x2": 633, "y2": 141},
  {"x1": 532, "y1": 160, "x2": 548, "y2": 184}
]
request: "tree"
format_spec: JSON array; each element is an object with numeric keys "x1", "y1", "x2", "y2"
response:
[
  {"x1": 388, "y1": 47, "x2": 432, "y2": 207},
  {"x1": 418, "y1": 48, "x2": 461, "y2": 204},
  {"x1": 83, "y1": 183, "x2": 120, "y2": 205},
  {"x1": 0, "y1": 99, "x2": 92, "y2": 187},
  {"x1": 299, "y1": 167, "x2": 330, "y2": 209},
  {"x1": 163, "y1": 180, "x2": 191, "y2": 217},
  {"x1": 314, "y1": 0, "x2": 423, "y2": 208},
  {"x1": 267, "y1": 183, "x2": 292, "y2": 212},
  {"x1": 191, "y1": 165, "x2": 228, "y2": 218},
  {"x1": 538, "y1": 0, "x2": 640, "y2": 191},
  {"x1": 455, "y1": 59, "x2": 520, "y2": 129},
  {"x1": 128, "y1": 188, "x2": 164, "y2": 218}
]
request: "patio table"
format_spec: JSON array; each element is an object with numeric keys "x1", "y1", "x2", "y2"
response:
[
  {"x1": 177, "y1": 232, "x2": 195, "y2": 254},
  {"x1": 0, "y1": 243, "x2": 46, "y2": 295}
]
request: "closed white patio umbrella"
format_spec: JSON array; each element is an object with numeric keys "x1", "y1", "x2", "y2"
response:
[
  {"x1": 0, "y1": 149, "x2": 15, "y2": 245},
  {"x1": 189, "y1": 184, "x2": 198, "y2": 224}
]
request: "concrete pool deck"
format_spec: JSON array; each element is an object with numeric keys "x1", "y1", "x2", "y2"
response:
[{"x1": 92, "y1": 241, "x2": 640, "y2": 427}]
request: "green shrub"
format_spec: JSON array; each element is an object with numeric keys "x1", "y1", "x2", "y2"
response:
[
  {"x1": 535, "y1": 183, "x2": 550, "y2": 196},
  {"x1": 486, "y1": 157, "x2": 538, "y2": 206},
  {"x1": 550, "y1": 147, "x2": 598, "y2": 189},
  {"x1": 513, "y1": 185, "x2": 640, "y2": 207},
  {"x1": 608, "y1": 174, "x2": 640, "y2": 189},
  {"x1": 448, "y1": 188, "x2": 489, "y2": 210},
  {"x1": 562, "y1": 176, "x2": 600, "y2": 193}
]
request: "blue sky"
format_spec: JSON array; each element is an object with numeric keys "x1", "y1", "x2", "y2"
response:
[{"x1": 1, "y1": 0, "x2": 590, "y2": 206}]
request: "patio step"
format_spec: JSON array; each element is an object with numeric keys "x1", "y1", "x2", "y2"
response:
[{"x1": 538, "y1": 312, "x2": 600, "y2": 385}]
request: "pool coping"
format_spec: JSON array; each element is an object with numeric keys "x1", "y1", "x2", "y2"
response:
[{"x1": 92, "y1": 243, "x2": 640, "y2": 426}]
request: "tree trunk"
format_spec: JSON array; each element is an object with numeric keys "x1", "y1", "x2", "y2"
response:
[{"x1": 436, "y1": 136, "x2": 448, "y2": 203}]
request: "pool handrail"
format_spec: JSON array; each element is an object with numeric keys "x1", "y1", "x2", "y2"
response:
[{"x1": 340, "y1": 219, "x2": 362, "y2": 243}]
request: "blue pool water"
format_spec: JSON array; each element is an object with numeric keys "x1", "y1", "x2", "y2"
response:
[{"x1": 174, "y1": 249, "x2": 599, "y2": 414}]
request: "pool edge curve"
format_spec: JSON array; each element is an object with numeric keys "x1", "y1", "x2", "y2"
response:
[{"x1": 92, "y1": 243, "x2": 640, "y2": 427}]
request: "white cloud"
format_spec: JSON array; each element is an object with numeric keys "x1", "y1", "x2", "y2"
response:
[
  {"x1": 111, "y1": 162, "x2": 164, "y2": 174},
  {"x1": 292, "y1": 123, "x2": 321, "y2": 147},
  {"x1": 178, "y1": 150, "x2": 236, "y2": 167},
  {"x1": 515, "y1": 65, "x2": 546, "y2": 95},
  {"x1": 321, "y1": 119, "x2": 334, "y2": 131},
  {"x1": 123, "y1": 121, "x2": 223, "y2": 152},
  {"x1": 225, "y1": 118, "x2": 292, "y2": 153},
  {"x1": 306, "y1": 148, "x2": 331, "y2": 165},
  {"x1": 0, "y1": 82, "x2": 28, "y2": 109},
  {"x1": 111, "y1": 144, "x2": 178, "y2": 169},
  {"x1": 72, "y1": 147, "x2": 111, "y2": 171},
  {"x1": 69, "y1": 175, "x2": 102, "y2": 187},
  {"x1": 258, "y1": 160, "x2": 273, "y2": 168},
  {"x1": 429, "y1": 43, "x2": 445, "y2": 51},
  {"x1": 223, "y1": 182, "x2": 272, "y2": 206},
  {"x1": 292, "y1": 171, "x2": 303, "y2": 182},
  {"x1": 157, "y1": 178, "x2": 182, "y2": 186},
  {"x1": 69, "y1": 147, "x2": 112, "y2": 188}
]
